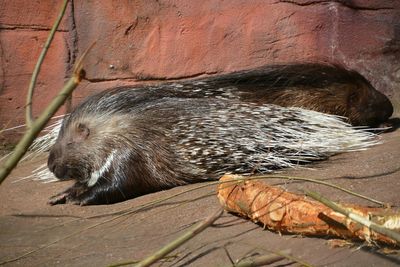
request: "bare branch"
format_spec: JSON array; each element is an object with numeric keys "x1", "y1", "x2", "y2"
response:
[{"x1": 25, "y1": 0, "x2": 69, "y2": 127}]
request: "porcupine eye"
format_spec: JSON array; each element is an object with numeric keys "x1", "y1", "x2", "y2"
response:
[
  {"x1": 74, "y1": 123, "x2": 90, "y2": 142},
  {"x1": 347, "y1": 91, "x2": 359, "y2": 106}
]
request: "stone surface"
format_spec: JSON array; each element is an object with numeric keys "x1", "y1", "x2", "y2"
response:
[
  {"x1": 0, "y1": 0, "x2": 70, "y2": 30},
  {"x1": 0, "y1": 0, "x2": 399, "y2": 145}
]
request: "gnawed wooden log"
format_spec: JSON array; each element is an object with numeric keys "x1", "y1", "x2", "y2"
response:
[{"x1": 217, "y1": 174, "x2": 400, "y2": 246}]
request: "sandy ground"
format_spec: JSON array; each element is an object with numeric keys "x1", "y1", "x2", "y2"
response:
[{"x1": 0, "y1": 129, "x2": 399, "y2": 266}]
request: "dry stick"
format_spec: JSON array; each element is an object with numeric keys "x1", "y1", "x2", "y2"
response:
[
  {"x1": 0, "y1": 42, "x2": 94, "y2": 186},
  {"x1": 306, "y1": 190, "x2": 400, "y2": 245},
  {"x1": 25, "y1": 0, "x2": 69, "y2": 127},
  {"x1": 236, "y1": 243, "x2": 313, "y2": 267},
  {"x1": 132, "y1": 208, "x2": 223, "y2": 267},
  {"x1": 232, "y1": 249, "x2": 291, "y2": 267}
]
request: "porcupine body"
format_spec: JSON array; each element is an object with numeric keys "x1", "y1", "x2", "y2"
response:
[{"x1": 46, "y1": 63, "x2": 392, "y2": 205}]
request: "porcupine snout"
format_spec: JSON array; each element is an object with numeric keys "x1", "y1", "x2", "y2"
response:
[{"x1": 47, "y1": 146, "x2": 69, "y2": 180}]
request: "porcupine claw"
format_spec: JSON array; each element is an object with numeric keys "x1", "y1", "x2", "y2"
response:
[
  {"x1": 48, "y1": 192, "x2": 68, "y2": 205},
  {"x1": 48, "y1": 183, "x2": 90, "y2": 205},
  {"x1": 48, "y1": 192, "x2": 87, "y2": 205}
]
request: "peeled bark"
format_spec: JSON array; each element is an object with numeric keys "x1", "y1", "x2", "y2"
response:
[{"x1": 217, "y1": 174, "x2": 400, "y2": 246}]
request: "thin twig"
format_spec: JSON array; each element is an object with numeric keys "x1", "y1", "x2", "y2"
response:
[
  {"x1": 247, "y1": 174, "x2": 385, "y2": 206},
  {"x1": 232, "y1": 249, "x2": 291, "y2": 267},
  {"x1": 131, "y1": 208, "x2": 223, "y2": 267},
  {"x1": 0, "y1": 42, "x2": 95, "y2": 186},
  {"x1": 306, "y1": 190, "x2": 400, "y2": 245},
  {"x1": 25, "y1": 0, "x2": 69, "y2": 127}
]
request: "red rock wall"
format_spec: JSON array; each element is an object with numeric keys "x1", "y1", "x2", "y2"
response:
[{"x1": 1, "y1": 0, "x2": 399, "y2": 144}]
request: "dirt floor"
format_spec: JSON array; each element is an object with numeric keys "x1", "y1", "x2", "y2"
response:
[{"x1": 0, "y1": 129, "x2": 399, "y2": 266}]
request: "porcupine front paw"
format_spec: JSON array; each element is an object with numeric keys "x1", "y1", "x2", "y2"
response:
[
  {"x1": 48, "y1": 191, "x2": 84, "y2": 205},
  {"x1": 48, "y1": 192, "x2": 69, "y2": 205},
  {"x1": 48, "y1": 183, "x2": 89, "y2": 205},
  {"x1": 48, "y1": 191, "x2": 89, "y2": 205}
]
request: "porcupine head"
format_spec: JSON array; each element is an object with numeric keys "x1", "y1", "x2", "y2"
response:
[
  {"x1": 47, "y1": 113, "x2": 145, "y2": 205},
  {"x1": 46, "y1": 108, "x2": 194, "y2": 205}
]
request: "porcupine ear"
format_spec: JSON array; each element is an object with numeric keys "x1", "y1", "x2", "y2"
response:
[{"x1": 74, "y1": 123, "x2": 90, "y2": 142}]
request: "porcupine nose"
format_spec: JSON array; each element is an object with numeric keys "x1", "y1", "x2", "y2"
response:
[
  {"x1": 381, "y1": 96, "x2": 393, "y2": 120},
  {"x1": 47, "y1": 149, "x2": 67, "y2": 179},
  {"x1": 368, "y1": 91, "x2": 393, "y2": 126}
]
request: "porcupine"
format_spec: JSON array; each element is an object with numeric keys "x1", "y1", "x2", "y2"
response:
[{"x1": 46, "y1": 63, "x2": 393, "y2": 205}]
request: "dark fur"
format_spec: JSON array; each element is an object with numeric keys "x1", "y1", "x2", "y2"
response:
[
  {"x1": 92, "y1": 63, "x2": 392, "y2": 126},
  {"x1": 47, "y1": 63, "x2": 393, "y2": 205}
]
